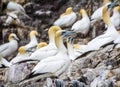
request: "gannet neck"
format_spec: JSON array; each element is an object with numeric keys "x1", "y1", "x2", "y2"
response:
[
  {"x1": 30, "y1": 35, "x2": 38, "y2": 44},
  {"x1": 80, "y1": 9, "x2": 88, "y2": 18},
  {"x1": 48, "y1": 26, "x2": 61, "y2": 44},
  {"x1": 67, "y1": 38, "x2": 75, "y2": 60},
  {"x1": 55, "y1": 31, "x2": 66, "y2": 52}
]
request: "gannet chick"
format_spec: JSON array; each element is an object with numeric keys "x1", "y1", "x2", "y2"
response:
[
  {"x1": 91, "y1": 0, "x2": 111, "y2": 23},
  {"x1": 0, "y1": 33, "x2": 19, "y2": 58},
  {"x1": 10, "y1": 46, "x2": 31, "y2": 64},
  {"x1": 26, "y1": 30, "x2": 71, "y2": 78},
  {"x1": 4, "y1": 11, "x2": 20, "y2": 26},
  {"x1": 7, "y1": 0, "x2": 31, "y2": 19},
  {"x1": 54, "y1": 7, "x2": 77, "y2": 28},
  {"x1": 24, "y1": 30, "x2": 38, "y2": 50},
  {"x1": 71, "y1": 9, "x2": 90, "y2": 36},
  {"x1": 28, "y1": 26, "x2": 61, "y2": 61}
]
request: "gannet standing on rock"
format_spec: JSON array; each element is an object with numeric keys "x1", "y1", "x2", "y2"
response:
[
  {"x1": 54, "y1": 7, "x2": 77, "y2": 28},
  {"x1": 91, "y1": 0, "x2": 111, "y2": 23},
  {"x1": 26, "y1": 26, "x2": 61, "y2": 61},
  {"x1": 71, "y1": 9, "x2": 90, "y2": 37},
  {"x1": 25, "y1": 30, "x2": 71, "y2": 79},
  {"x1": 7, "y1": 0, "x2": 31, "y2": 19},
  {"x1": 77, "y1": 3, "x2": 120, "y2": 56},
  {"x1": 0, "y1": 33, "x2": 19, "y2": 58},
  {"x1": 24, "y1": 30, "x2": 39, "y2": 50}
]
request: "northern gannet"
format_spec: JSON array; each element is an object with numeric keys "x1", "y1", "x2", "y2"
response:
[
  {"x1": 4, "y1": 11, "x2": 20, "y2": 26},
  {"x1": 71, "y1": 9, "x2": 90, "y2": 36},
  {"x1": 10, "y1": 42, "x2": 47, "y2": 64},
  {"x1": 7, "y1": 0, "x2": 31, "y2": 19},
  {"x1": 28, "y1": 26, "x2": 61, "y2": 61},
  {"x1": 0, "y1": 33, "x2": 19, "y2": 58},
  {"x1": 27, "y1": 30, "x2": 71, "y2": 78},
  {"x1": 24, "y1": 30, "x2": 38, "y2": 50},
  {"x1": 54, "y1": 7, "x2": 77, "y2": 28},
  {"x1": 10, "y1": 46, "x2": 29, "y2": 64},
  {"x1": 91, "y1": 0, "x2": 111, "y2": 23},
  {"x1": 77, "y1": 4, "x2": 120, "y2": 55}
]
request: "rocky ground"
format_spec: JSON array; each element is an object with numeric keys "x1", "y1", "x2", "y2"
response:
[{"x1": 0, "y1": 0, "x2": 120, "y2": 87}]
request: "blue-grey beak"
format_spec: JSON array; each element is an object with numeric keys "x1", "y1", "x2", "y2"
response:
[
  {"x1": 108, "y1": 0, "x2": 118, "y2": 9},
  {"x1": 62, "y1": 30, "x2": 76, "y2": 37},
  {"x1": 68, "y1": 36, "x2": 73, "y2": 43}
]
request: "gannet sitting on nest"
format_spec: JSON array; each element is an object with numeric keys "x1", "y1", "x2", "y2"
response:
[{"x1": 54, "y1": 7, "x2": 77, "y2": 28}]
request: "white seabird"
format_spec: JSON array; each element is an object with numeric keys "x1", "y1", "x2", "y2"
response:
[
  {"x1": 71, "y1": 9, "x2": 90, "y2": 36},
  {"x1": 54, "y1": 7, "x2": 77, "y2": 28},
  {"x1": 0, "y1": 33, "x2": 19, "y2": 58},
  {"x1": 27, "y1": 30, "x2": 71, "y2": 78}
]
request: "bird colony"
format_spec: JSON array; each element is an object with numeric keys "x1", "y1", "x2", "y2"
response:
[{"x1": 0, "y1": 0, "x2": 120, "y2": 87}]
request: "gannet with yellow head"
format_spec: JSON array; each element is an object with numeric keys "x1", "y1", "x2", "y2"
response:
[
  {"x1": 54, "y1": 7, "x2": 77, "y2": 28},
  {"x1": 28, "y1": 26, "x2": 61, "y2": 61},
  {"x1": 24, "y1": 30, "x2": 39, "y2": 50},
  {"x1": 27, "y1": 30, "x2": 71, "y2": 78},
  {"x1": 10, "y1": 46, "x2": 29, "y2": 64},
  {"x1": 0, "y1": 33, "x2": 19, "y2": 58},
  {"x1": 91, "y1": 0, "x2": 111, "y2": 23},
  {"x1": 71, "y1": 9, "x2": 90, "y2": 36},
  {"x1": 77, "y1": 3, "x2": 120, "y2": 57}
]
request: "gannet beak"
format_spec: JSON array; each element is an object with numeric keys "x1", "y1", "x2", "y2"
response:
[
  {"x1": 108, "y1": 0, "x2": 118, "y2": 9},
  {"x1": 68, "y1": 36, "x2": 73, "y2": 43},
  {"x1": 26, "y1": 49, "x2": 34, "y2": 52},
  {"x1": 62, "y1": 30, "x2": 76, "y2": 37},
  {"x1": 36, "y1": 34, "x2": 41, "y2": 38},
  {"x1": 14, "y1": 36, "x2": 19, "y2": 41}
]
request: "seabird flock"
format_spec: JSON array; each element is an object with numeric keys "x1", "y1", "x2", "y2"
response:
[{"x1": 0, "y1": 0, "x2": 120, "y2": 86}]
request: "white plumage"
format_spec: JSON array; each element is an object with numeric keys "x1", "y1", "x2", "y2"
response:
[
  {"x1": 54, "y1": 7, "x2": 77, "y2": 28},
  {"x1": 71, "y1": 9, "x2": 90, "y2": 35},
  {"x1": 28, "y1": 26, "x2": 61, "y2": 61},
  {"x1": 30, "y1": 30, "x2": 70, "y2": 76},
  {"x1": 0, "y1": 33, "x2": 19, "y2": 58}
]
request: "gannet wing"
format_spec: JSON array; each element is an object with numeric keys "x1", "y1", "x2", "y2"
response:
[
  {"x1": 32, "y1": 60, "x2": 65, "y2": 74},
  {"x1": 0, "y1": 43, "x2": 9, "y2": 53}
]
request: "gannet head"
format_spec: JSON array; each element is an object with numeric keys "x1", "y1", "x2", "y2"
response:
[
  {"x1": 114, "y1": 6, "x2": 120, "y2": 12},
  {"x1": 65, "y1": 7, "x2": 72, "y2": 14},
  {"x1": 80, "y1": 9, "x2": 87, "y2": 16},
  {"x1": 37, "y1": 42, "x2": 47, "y2": 49},
  {"x1": 8, "y1": 33, "x2": 19, "y2": 41},
  {"x1": 48, "y1": 26, "x2": 61, "y2": 36},
  {"x1": 18, "y1": 46, "x2": 26, "y2": 55},
  {"x1": 30, "y1": 30, "x2": 38, "y2": 37}
]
